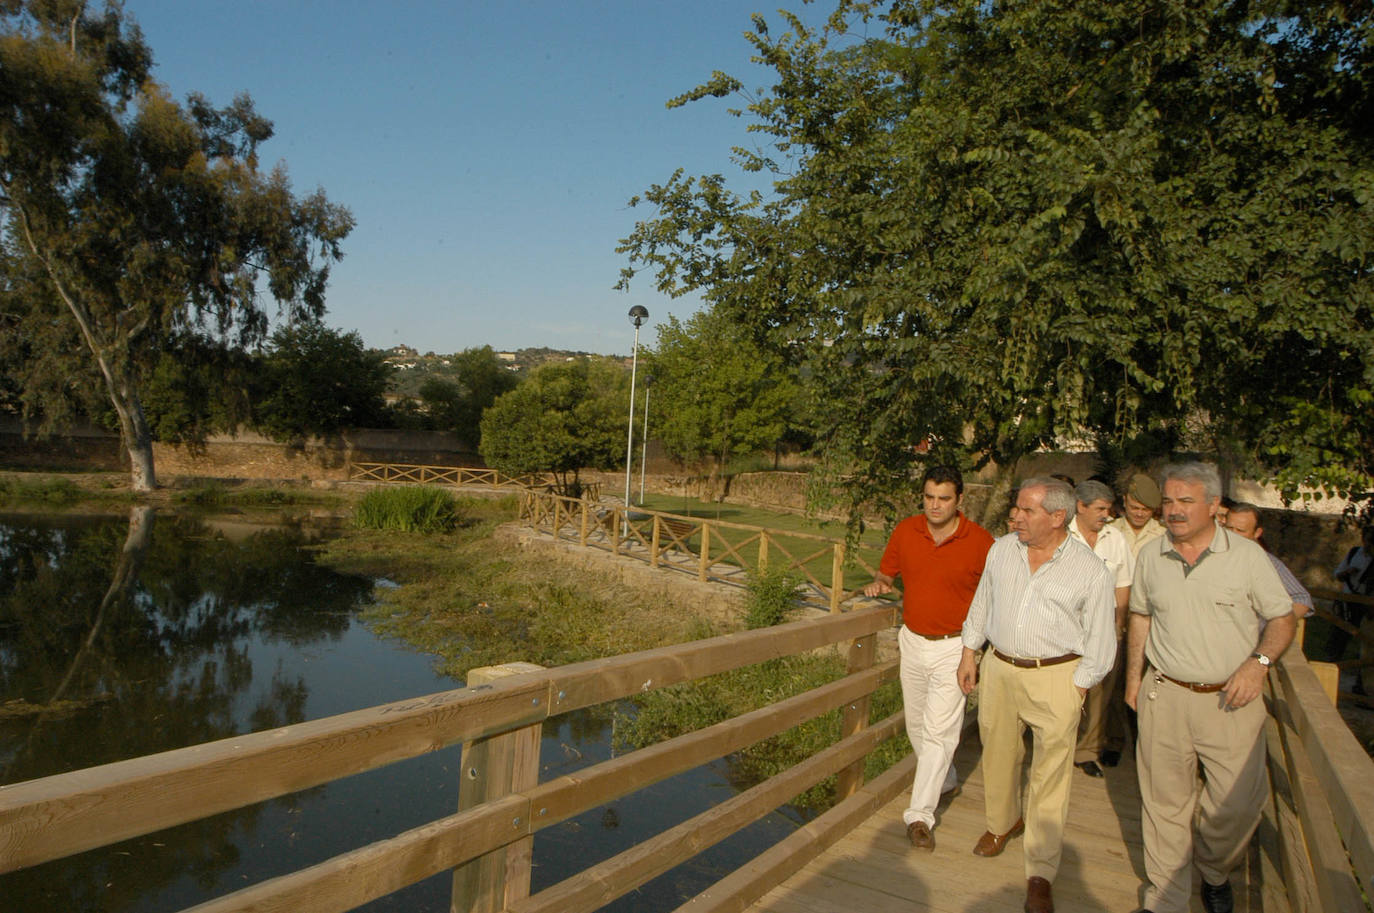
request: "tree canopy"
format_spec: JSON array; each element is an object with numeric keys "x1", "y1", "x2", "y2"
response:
[
  {"x1": 0, "y1": 0, "x2": 353, "y2": 489},
  {"x1": 618, "y1": 0, "x2": 1374, "y2": 523},
  {"x1": 646, "y1": 309, "x2": 800, "y2": 498},
  {"x1": 252, "y1": 324, "x2": 391, "y2": 440},
  {"x1": 479, "y1": 358, "x2": 628, "y2": 496}
]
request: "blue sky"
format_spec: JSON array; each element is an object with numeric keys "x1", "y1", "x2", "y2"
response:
[{"x1": 129, "y1": 1, "x2": 826, "y2": 356}]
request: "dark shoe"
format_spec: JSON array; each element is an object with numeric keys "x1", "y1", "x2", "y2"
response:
[
  {"x1": 972, "y1": 817, "x2": 1024, "y2": 856},
  {"x1": 1024, "y1": 875, "x2": 1053, "y2": 913},
  {"x1": 1076, "y1": 760, "x2": 1105, "y2": 778},
  {"x1": 1099, "y1": 749, "x2": 1121, "y2": 767},
  {"x1": 906, "y1": 820, "x2": 934, "y2": 851},
  {"x1": 1201, "y1": 879, "x2": 1233, "y2": 913}
]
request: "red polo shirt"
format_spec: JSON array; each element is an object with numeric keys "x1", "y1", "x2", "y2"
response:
[{"x1": 878, "y1": 513, "x2": 994, "y2": 636}]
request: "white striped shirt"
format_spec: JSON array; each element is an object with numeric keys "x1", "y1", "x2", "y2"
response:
[{"x1": 961, "y1": 532, "x2": 1118, "y2": 689}]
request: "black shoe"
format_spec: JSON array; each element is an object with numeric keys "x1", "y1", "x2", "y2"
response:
[
  {"x1": 1099, "y1": 749, "x2": 1121, "y2": 768},
  {"x1": 1201, "y1": 879, "x2": 1233, "y2": 913},
  {"x1": 1075, "y1": 760, "x2": 1104, "y2": 778}
]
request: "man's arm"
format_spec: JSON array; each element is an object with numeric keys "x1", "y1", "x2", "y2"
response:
[
  {"x1": 1222, "y1": 613, "x2": 1296, "y2": 709},
  {"x1": 1124, "y1": 612, "x2": 1151, "y2": 710},
  {"x1": 1114, "y1": 586, "x2": 1130, "y2": 633},
  {"x1": 863, "y1": 571, "x2": 897, "y2": 598},
  {"x1": 957, "y1": 647, "x2": 980, "y2": 695}
]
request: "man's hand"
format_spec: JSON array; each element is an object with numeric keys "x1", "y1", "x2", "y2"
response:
[
  {"x1": 863, "y1": 579, "x2": 894, "y2": 598},
  {"x1": 1221, "y1": 658, "x2": 1267, "y2": 709},
  {"x1": 1124, "y1": 676, "x2": 1141, "y2": 711},
  {"x1": 1076, "y1": 685, "x2": 1087, "y2": 699},
  {"x1": 957, "y1": 648, "x2": 979, "y2": 695}
]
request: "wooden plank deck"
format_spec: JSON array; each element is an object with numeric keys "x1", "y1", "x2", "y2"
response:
[{"x1": 747, "y1": 728, "x2": 1269, "y2": 913}]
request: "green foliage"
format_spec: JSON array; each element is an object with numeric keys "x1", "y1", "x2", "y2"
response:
[
  {"x1": 744, "y1": 566, "x2": 805, "y2": 629},
  {"x1": 414, "y1": 346, "x2": 518, "y2": 446},
  {"x1": 618, "y1": 0, "x2": 1374, "y2": 523},
  {"x1": 354, "y1": 486, "x2": 460, "y2": 533},
  {"x1": 479, "y1": 358, "x2": 629, "y2": 496},
  {"x1": 0, "y1": 2, "x2": 353, "y2": 489},
  {"x1": 253, "y1": 325, "x2": 391, "y2": 440},
  {"x1": 0, "y1": 476, "x2": 80, "y2": 505},
  {"x1": 140, "y1": 334, "x2": 255, "y2": 443},
  {"x1": 647, "y1": 309, "x2": 802, "y2": 495}
]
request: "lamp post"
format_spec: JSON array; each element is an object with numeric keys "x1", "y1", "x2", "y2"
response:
[
  {"x1": 639, "y1": 380, "x2": 651, "y2": 505},
  {"x1": 624, "y1": 306, "x2": 649, "y2": 511}
]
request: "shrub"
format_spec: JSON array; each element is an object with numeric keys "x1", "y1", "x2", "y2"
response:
[
  {"x1": 354, "y1": 485, "x2": 459, "y2": 533},
  {"x1": 744, "y1": 566, "x2": 805, "y2": 629}
]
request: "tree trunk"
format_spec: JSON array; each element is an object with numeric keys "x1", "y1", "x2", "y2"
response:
[
  {"x1": 977, "y1": 461, "x2": 1020, "y2": 533},
  {"x1": 109, "y1": 372, "x2": 158, "y2": 492}
]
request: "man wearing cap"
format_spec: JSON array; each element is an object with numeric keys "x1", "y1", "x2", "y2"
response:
[
  {"x1": 864, "y1": 465, "x2": 994, "y2": 852},
  {"x1": 1068, "y1": 480, "x2": 1135, "y2": 777},
  {"x1": 1125, "y1": 463, "x2": 1294, "y2": 913},
  {"x1": 1112, "y1": 474, "x2": 1166, "y2": 558},
  {"x1": 957, "y1": 477, "x2": 1116, "y2": 913}
]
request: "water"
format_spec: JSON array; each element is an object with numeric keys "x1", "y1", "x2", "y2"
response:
[{"x1": 0, "y1": 509, "x2": 799, "y2": 913}]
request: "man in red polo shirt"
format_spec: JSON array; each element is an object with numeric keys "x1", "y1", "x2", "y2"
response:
[{"x1": 865, "y1": 465, "x2": 995, "y2": 851}]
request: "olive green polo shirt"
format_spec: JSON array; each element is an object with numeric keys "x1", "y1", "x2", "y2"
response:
[{"x1": 1129, "y1": 526, "x2": 1292, "y2": 683}]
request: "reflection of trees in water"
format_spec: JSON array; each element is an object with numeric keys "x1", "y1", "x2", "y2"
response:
[{"x1": 0, "y1": 510, "x2": 372, "y2": 913}]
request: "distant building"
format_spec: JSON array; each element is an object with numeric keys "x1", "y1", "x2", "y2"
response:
[{"x1": 497, "y1": 352, "x2": 517, "y2": 362}]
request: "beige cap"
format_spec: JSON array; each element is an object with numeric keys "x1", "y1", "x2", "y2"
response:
[{"x1": 1127, "y1": 473, "x2": 1161, "y2": 509}]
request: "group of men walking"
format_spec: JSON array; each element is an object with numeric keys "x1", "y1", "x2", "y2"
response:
[{"x1": 867, "y1": 462, "x2": 1295, "y2": 913}]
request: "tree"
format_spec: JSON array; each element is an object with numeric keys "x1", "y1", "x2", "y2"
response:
[
  {"x1": 479, "y1": 358, "x2": 628, "y2": 496},
  {"x1": 0, "y1": 1, "x2": 353, "y2": 489},
  {"x1": 252, "y1": 324, "x2": 391, "y2": 440},
  {"x1": 618, "y1": 1, "x2": 1374, "y2": 525},
  {"x1": 647, "y1": 309, "x2": 799, "y2": 499}
]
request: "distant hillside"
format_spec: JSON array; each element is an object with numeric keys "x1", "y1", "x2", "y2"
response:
[{"x1": 380, "y1": 345, "x2": 621, "y2": 397}]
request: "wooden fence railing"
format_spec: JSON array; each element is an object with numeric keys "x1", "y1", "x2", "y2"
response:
[
  {"x1": 348, "y1": 461, "x2": 559, "y2": 492},
  {"x1": 0, "y1": 605, "x2": 906, "y2": 913},
  {"x1": 518, "y1": 489, "x2": 882, "y2": 613}
]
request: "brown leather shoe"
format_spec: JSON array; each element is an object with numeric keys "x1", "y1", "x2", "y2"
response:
[
  {"x1": 1024, "y1": 876, "x2": 1053, "y2": 913},
  {"x1": 972, "y1": 817, "x2": 1024, "y2": 856},
  {"x1": 906, "y1": 820, "x2": 935, "y2": 851}
]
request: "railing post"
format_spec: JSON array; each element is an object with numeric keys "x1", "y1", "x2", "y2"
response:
[
  {"x1": 758, "y1": 531, "x2": 769, "y2": 573},
  {"x1": 834, "y1": 632, "x2": 877, "y2": 800},
  {"x1": 830, "y1": 542, "x2": 846, "y2": 614},
  {"x1": 579, "y1": 498, "x2": 590, "y2": 546},
  {"x1": 651, "y1": 515, "x2": 663, "y2": 568},
  {"x1": 451, "y1": 662, "x2": 544, "y2": 913},
  {"x1": 612, "y1": 507, "x2": 623, "y2": 555},
  {"x1": 552, "y1": 497, "x2": 561, "y2": 540},
  {"x1": 698, "y1": 524, "x2": 711, "y2": 582}
]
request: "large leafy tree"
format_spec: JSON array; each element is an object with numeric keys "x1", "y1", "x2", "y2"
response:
[
  {"x1": 479, "y1": 358, "x2": 628, "y2": 496},
  {"x1": 416, "y1": 346, "x2": 518, "y2": 446},
  {"x1": 252, "y1": 324, "x2": 391, "y2": 441},
  {"x1": 647, "y1": 308, "x2": 800, "y2": 499},
  {"x1": 619, "y1": 0, "x2": 1374, "y2": 525},
  {"x1": 0, "y1": 1, "x2": 353, "y2": 489}
]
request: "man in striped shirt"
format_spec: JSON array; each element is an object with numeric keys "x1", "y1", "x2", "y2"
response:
[{"x1": 957, "y1": 477, "x2": 1117, "y2": 913}]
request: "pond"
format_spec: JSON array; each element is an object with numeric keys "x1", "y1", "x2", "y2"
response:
[{"x1": 0, "y1": 509, "x2": 801, "y2": 913}]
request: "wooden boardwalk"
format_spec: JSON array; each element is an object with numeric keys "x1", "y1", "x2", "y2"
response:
[{"x1": 748, "y1": 728, "x2": 1268, "y2": 913}]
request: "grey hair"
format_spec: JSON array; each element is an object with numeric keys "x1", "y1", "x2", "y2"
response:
[
  {"x1": 1160, "y1": 462, "x2": 1222, "y2": 501},
  {"x1": 1075, "y1": 480, "x2": 1114, "y2": 506},
  {"x1": 1021, "y1": 476, "x2": 1076, "y2": 515},
  {"x1": 1228, "y1": 501, "x2": 1262, "y2": 521}
]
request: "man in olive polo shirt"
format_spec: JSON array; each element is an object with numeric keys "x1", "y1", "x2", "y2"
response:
[
  {"x1": 1124, "y1": 463, "x2": 1294, "y2": 913},
  {"x1": 865, "y1": 465, "x2": 994, "y2": 852}
]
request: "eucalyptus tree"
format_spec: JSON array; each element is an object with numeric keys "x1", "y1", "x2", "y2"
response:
[
  {"x1": 618, "y1": 0, "x2": 1374, "y2": 524},
  {"x1": 0, "y1": 1, "x2": 353, "y2": 489}
]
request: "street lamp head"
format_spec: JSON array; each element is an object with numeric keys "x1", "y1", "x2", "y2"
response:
[{"x1": 628, "y1": 305, "x2": 649, "y2": 328}]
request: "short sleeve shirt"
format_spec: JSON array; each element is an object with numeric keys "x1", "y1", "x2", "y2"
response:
[
  {"x1": 1130, "y1": 527, "x2": 1292, "y2": 683},
  {"x1": 1068, "y1": 518, "x2": 1134, "y2": 589},
  {"x1": 878, "y1": 514, "x2": 994, "y2": 636}
]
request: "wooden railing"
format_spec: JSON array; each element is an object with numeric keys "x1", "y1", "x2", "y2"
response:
[
  {"x1": 348, "y1": 461, "x2": 551, "y2": 491},
  {"x1": 519, "y1": 490, "x2": 882, "y2": 613},
  {"x1": 0, "y1": 605, "x2": 907, "y2": 913}
]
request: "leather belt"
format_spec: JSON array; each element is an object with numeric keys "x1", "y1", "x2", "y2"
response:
[
  {"x1": 1157, "y1": 671, "x2": 1226, "y2": 694},
  {"x1": 992, "y1": 649, "x2": 1080, "y2": 669},
  {"x1": 913, "y1": 631, "x2": 961, "y2": 641}
]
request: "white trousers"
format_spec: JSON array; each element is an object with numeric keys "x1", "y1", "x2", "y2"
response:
[{"x1": 898, "y1": 626, "x2": 966, "y2": 826}]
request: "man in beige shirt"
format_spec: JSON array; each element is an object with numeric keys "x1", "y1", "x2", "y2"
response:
[
  {"x1": 1111, "y1": 473, "x2": 1166, "y2": 558},
  {"x1": 1124, "y1": 463, "x2": 1294, "y2": 913}
]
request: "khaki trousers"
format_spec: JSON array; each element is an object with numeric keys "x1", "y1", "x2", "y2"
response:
[
  {"x1": 1076, "y1": 638, "x2": 1126, "y2": 762},
  {"x1": 1136, "y1": 672, "x2": 1268, "y2": 913},
  {"x1": 977, "y1": 651, "x2": 1084, "y2": 881}
]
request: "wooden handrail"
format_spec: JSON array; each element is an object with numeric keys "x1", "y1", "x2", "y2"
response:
[{"x1": 0, "y1": 604, "x2": 898, "y2": 876}]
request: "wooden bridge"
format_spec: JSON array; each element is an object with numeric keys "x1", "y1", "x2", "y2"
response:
[{"x1": 7, "y1": 469, "x2": 1370, "y2": 912}]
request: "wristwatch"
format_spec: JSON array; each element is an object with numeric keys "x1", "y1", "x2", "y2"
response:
[{"x1": 1252, "y1": 652, "x2": 1272, "y2": 668}]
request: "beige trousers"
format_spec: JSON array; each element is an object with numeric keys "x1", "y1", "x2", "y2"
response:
[
  {"x1": 1136, "y1": 671, "x2": 1268, "y2": 913},
  {"x1": 977, "y1": 651, "x2": 1084, "y2": 881},
  {"x1": 1076, "y1": 638, "x2": 1125, "y2": 762}
]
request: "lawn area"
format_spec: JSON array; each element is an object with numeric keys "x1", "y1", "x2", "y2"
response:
[{"x1": 634, "y1": 492, "x2": 892, "y2": 596}]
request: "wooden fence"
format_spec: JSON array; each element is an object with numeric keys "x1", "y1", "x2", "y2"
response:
[
  {"x1": 518, "y1": 489, "x2": 882, "y2": 613},
  {"x1": 348, "y1": 461, "x2": 549, "y2": 491},
  {"x1": 0, "y1": 605, "x2": 907, "y2": 913}
]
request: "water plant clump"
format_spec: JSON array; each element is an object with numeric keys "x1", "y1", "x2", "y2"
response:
[
  {"x1": 354, "y1": 485, "x2": 461, "y2": 533},
  {"x1": 744, "y1": 566, "x2": 805, "y2": 629}
]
